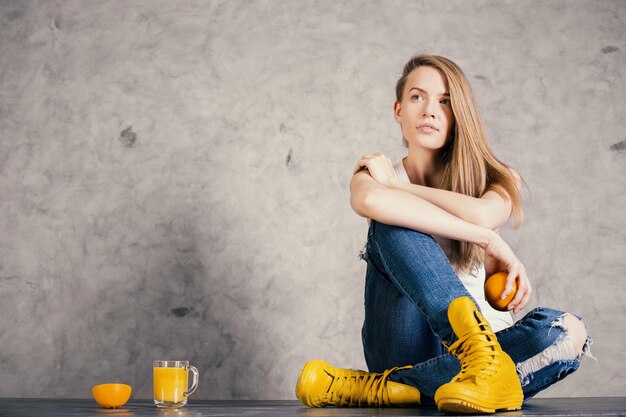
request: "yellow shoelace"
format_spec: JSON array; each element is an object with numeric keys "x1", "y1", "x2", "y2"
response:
[
  {"x1": 449, "y1": 322, "x2": 502, "y2": 382},
  {"x1": 322, "y1": 365, "x2": 412, "y2": 406}
]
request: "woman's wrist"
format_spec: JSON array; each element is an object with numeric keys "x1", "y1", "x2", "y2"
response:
[{"x1": 474, "y1": 227, "x2": 498, "y2": 249}]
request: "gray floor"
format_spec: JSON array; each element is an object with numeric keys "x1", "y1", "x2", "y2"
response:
[{"x1": 1, "y1": 398, "x2": 626, "y2": 417}]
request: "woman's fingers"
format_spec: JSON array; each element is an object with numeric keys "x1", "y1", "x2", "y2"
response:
[
  {"x1": 484, "y1": 235, "x2": 533, "y2": 313},
  {"x1": 501, "y1": 270, "x2": 517, "y2": 299},
  {"x1": 353, "y1": 160, "x2": 368, "y2": 174},
  {"x1": 353, "y1": 153, "x2": 384, "y2": 174},
  {"x1": 516, "y1": 279, "x2": 533, "y2": 313},
  {"x1": 360, "y1": 152, "x2": 383, "y2": 160},
  {"x1": 507, "y1": 268, "x2": 532, "y2": 313},
  {"x1": 353, "y1": 153, "x2": 396, "y2": 185},
  {"x1": 514, "y1": 291, "x2": 531, "y2": 314},
  {"x1": 507, "y1": 282, "x2": 524, "y2": 311},
  {"x1": 510, "y1": 287, "x2": 529, "y2": 313}
]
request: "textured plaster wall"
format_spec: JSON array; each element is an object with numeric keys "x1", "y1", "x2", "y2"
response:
[{"x1": 0, "y1": 0, "x2": 624, "y2": 400}]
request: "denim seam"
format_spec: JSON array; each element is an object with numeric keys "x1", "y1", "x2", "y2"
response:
[{"x1": 411, "y1": 352, "x2": 453, "y2": 371}]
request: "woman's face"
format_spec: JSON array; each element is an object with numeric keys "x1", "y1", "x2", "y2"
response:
[{"x1": 394, "y1": 66, "x2": 455, "y2": 152}]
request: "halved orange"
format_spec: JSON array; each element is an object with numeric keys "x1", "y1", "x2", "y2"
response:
[{"x1": 92, "y1": 383, "x2": 132, "y2": 408}]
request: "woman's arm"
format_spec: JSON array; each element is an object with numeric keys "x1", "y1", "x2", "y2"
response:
[
  {"x1": 387, "y1": 179, "x2": 511, "y2": 230},
  {"x1": 351, "y1": 171, "x2": 497, "y2": 247},
  {"x1": 353, "y1": 153, "x2": 520, "y2": 230}
]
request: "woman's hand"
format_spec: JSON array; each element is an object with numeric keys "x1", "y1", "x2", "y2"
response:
[
  {"x1": 483, "y1": 234, "x2": 532, "y2": 314},
  {"x1": 353, "y1": 153, "x2": 397, "y2": 187}
]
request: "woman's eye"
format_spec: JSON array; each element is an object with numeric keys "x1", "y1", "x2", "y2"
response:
[
  {"x1": 440, "y1": 98, "x2": 451, "y2": 106},
  {"x1": 411, "y1": 94, "x2": 423, "y2": 102}
]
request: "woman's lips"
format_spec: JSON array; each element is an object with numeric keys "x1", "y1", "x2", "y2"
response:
[{"x1": 417, "y1": 123, "x2": 439, "y2": 133}]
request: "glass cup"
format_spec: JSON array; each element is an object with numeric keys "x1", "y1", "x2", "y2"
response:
[{"x1": 153, "y1": 360, "x2": 199, "y2": 408}]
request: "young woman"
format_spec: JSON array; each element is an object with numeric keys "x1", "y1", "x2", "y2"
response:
[{"x1": 295, "y1": 55, "x2": 591, "y2": 414}]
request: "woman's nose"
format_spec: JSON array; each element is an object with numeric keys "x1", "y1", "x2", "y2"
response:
[{"x1": 422, "y1": 100, "x2": 436, "y2": 118}]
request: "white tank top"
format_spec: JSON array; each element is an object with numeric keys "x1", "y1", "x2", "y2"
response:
[{"x1": 393, "y1": 160, "x2": 513, "y2": 332}]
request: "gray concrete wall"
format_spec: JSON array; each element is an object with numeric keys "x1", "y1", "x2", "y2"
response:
[{"x1": 0, "y1": 0, "x2": 623, "y2": 400}]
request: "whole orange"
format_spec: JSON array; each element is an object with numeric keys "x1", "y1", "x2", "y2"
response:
[{"x1": 484, "y1": 272, "x2": 517, "y2": 311}]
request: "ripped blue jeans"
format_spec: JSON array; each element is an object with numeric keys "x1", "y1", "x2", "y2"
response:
[{"x1": 361, "y1": 220, "x2": 590, "y2": 403}]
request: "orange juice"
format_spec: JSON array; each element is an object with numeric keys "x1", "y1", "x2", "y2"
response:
[{"x1": 153, "y1": 367, "x2": 188, "y2": 403}]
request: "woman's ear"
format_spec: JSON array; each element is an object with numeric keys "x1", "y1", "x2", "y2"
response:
[{"x1": 393, "y1": 100, "x2": 402, "y2": 124}]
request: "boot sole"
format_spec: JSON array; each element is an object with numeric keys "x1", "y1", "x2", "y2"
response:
[{"x1": 437, "y1": 397, "x2": 522, "y2": 414}]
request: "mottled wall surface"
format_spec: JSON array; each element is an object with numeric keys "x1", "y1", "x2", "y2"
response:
[{"x1": 0, "y1": 0, "x2": 624, "y2": 399}]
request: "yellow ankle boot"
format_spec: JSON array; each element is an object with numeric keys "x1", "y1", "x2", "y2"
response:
[
  {"x1": 434, "y1": 297, "x2": 523, "y2": 414},
  {"x1": 295, "y1": 359, "x2": 421, "y2": 407}
]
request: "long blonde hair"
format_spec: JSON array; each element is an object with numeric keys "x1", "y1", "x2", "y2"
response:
[{"x1": 396, "y1": 55, "x2": 525, "y2": 273}]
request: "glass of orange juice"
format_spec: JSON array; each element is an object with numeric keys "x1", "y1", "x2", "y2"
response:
[{"x1": 153, "y1": 360, "x2": 199, "y2": 408}]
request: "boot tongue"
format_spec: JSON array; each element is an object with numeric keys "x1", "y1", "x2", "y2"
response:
[{"x1": 448, "y1": 297, "x2": 483, "y2": 337}]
